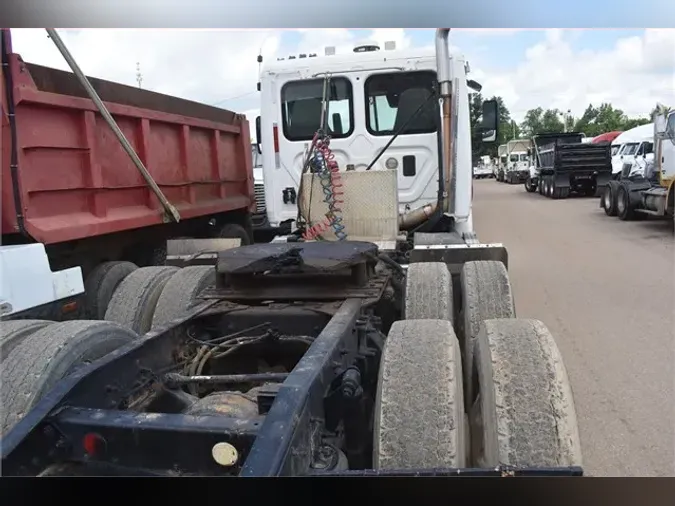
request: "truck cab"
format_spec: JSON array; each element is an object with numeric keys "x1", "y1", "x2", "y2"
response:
[
  {"x1": 610, "y1": 123, "x2": 654, "y2": 177},
  {"x1": 255, "y1": 42, "x2": 475, "y2": 233}
]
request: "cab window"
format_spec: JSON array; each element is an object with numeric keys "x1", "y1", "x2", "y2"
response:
[
  {"x1": 365, "y1": 71, "x2": 437, "y2": 136},
  {"x1": 509, "y1": 155, "x2": 519, "y2": 162},
  {"x1": 281, "y1": 78, "x2": 353, "y2": 141},
  {"x1": 622, "y1": 143, "x2": 639, "y2": 156},
  {"x1": 666, "y1": 112, "x2": 675, "y2": 140}
]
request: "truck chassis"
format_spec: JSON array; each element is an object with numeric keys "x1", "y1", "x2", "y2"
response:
[{"x1": 1, "y1": 238, "x2": 583, "y2": 477}]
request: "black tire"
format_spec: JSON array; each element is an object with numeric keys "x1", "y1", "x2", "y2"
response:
[
  {"x1": 151, "y1": 266, "x2": 216, "y2": 329},
  {"x1": 216, "y1": 223, "x2": 251, "y2": 245},
  {"x1": 104, "y1": 266, "x2": 179, "y2": 334},
  {"x1": 374, "y1": 319, "x2": 466, "y2": 469},
  {"x1": 459, "y1": 261, "x2": 515, "y2": 408},
  {"x1": 470, "y1": 318, "x2": 582, "y2": 468},
  {"x1": 524, "y1": 178, "x2": 536, "y2": 193},
  {"x1": 404, "y1": 262, "x2": 453, "y2": 321},
  {"x1": 1, "y1": 320, "x2": 138, "y2": 434},
  {"x1": 616, "y1": 184, "x2": 636, "y2": 221},
  {"x1": 603, "y1": 182, "x2": 618, "y2": 216},
  {"x1": 0, "y1": 320, "x2": 54, "y2": 362},
  {"x1": 84, "y1": 261, "x2": 139, "y2": 319}
]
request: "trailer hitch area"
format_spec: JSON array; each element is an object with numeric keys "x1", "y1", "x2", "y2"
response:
[
  {"x1": 409, "y1": 242, "x2": 508, "y2": 275},
  {"x1": 165, "y1": 238, "x2": 242, "y2": 267}
]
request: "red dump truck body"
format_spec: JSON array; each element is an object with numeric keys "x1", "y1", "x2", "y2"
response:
[{"x1": 1, "y1": 29, "x2": 255, "y2": 245}]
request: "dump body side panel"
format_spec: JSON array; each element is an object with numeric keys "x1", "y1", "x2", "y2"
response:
[{"x1": 2, "y1": 32, "x2": 254, "y2": 244}]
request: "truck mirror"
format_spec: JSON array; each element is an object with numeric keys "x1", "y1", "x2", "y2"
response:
[
  {"x1": 480, "y1": 99, "x2": 499, "y2": 143},
  {"x1": 255, "y1": 116, "x2": 262, "y2": 147}
]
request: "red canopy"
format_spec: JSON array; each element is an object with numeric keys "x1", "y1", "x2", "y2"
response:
[{"x1": 591, "y1": 131, "x2": 623, "y2": 144}]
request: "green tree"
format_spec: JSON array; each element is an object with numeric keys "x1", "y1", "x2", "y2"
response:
[
  {"x1": 519, "y1": 107, "x2": 564, "y2": 136},
  {"x1": 541, "y1": 109, "x2": 565, "y2": 133}
]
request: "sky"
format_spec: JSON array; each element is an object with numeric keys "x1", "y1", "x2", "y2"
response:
[{"x1": 9, "y1": 28, "x2": 675, "y2": 127}]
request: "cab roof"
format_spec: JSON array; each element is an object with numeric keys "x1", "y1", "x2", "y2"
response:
[{"x1": 261, "y1": 46, "x2": 466, "y2": 75}]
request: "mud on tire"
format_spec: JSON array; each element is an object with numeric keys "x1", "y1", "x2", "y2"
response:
[
  {"x1": 404, "y1": 262, "x2": 454, "y2": 322},
  {"x1": 0, "y1": 320, "x2": 138, "y2": 435},
  {"x1": 374, "y1": 319, "x2": 466, "y2": 469},
  {"x1": 104, "y1": 266, "x2": 179, "y2": 334},
  {"x1": 470, "y1": 318, "x2": 582, "y2": 468}
]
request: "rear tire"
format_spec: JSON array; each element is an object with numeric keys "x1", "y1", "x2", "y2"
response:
[
  {"x1": 404, "y1": 262, "x2": 453, "y2": 322},
  {"x1": 603, "y1": 181, "x2": 618, "y2": 216},
  {"x1": 1, "y1": 320, "x2": 138, "y2": 434},
  {"x1": 616, "y1": 184, "x2": 636, "y2": 221},
  {"x1": 374, "y1": 319, "x2": 466, "y2": 469},
  {"x1": 216, "y1": 223, "x2": 252, "y2": 246},
  {"x1": 0, "y1": 320, "x2": 54, "y2": 361},
  {"x1": 151, "y1": 266, "x2": 216, "y2": 328},
  {"x1": 84, "y1": 261, "x2": 139, "y2": 319},
  {"x1": 104, "y1": 266, "x2": 179, "y2": 334},
  {"x1": 459, "y1": 261, "x2": 516, "y2": 409},
  {"x1": 470, "y1": 318, "x2": 582, "y2": 468}
]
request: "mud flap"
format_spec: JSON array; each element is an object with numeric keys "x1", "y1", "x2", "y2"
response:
[
  {"x1": 554, "y1": 173, "x2": 571, "y2": 188},
  {"x1": 594, "y1": 173, "x2": 611, "y2": 196},
  {"x1": 409, "y1": 243, "x2": 509, "y2": 275},
  {"x1": 165, "y1": 238, "x2": 241, "y2": 267}
]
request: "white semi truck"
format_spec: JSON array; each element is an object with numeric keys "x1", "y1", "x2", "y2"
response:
[
  {"x1": 501, "y1": 139, "x2": 533, "y2": 184},
  {"x1": 601, "y1": 105, "x2": 673, "y2": 221}
]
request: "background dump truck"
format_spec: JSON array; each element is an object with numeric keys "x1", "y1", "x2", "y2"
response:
[
  {"x1": 528, "y1": 132, "x2": 612, "y2": 199},
  {"x1": 601, "y1": 105, "x2": 674, "y2": 222},
  {"x1": 0, "y1": 29, "x2": 582, "y2": 479},
  {"x1": 501, "y1": 139, "x2": 532, "y2": 185},
  {"x1": 1, "y1": 29, "x2": 255, "y2": 322}
]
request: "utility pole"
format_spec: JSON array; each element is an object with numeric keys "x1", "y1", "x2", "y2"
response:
[{"x1": 136, "y1": 61, "x2": 143, "y2": 89}]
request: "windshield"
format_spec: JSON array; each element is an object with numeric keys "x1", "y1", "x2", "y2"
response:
[
  {"x1": 622, "y1": 143, "x2": 639, "y2": 156},
  {"x1": 509, "y1": 155, "x2": 519, "y2": 162},
  {"x1": 519, "y1": 154, "x2": 528, "y2": 161}
]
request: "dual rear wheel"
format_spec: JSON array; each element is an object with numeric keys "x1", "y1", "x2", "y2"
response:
[{"x1": 374, "y1": 260, "x2": 582, "y2": 469}]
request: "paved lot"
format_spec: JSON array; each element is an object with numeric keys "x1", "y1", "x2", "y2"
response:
[{"x1": 472, "y1": 178, "x2": 674, "y2": 477}]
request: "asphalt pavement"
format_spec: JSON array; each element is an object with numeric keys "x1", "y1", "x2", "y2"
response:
[{"x1": 472, "y1": 178, "x2": 674, "y2": 477}]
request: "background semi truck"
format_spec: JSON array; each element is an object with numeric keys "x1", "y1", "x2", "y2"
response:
[
  {"x1": 1, "y1": 29, "x2": 255, "y2": 321},
  {"x1": 601, "y1": 105, "x2": 674, "y2": 222},
  {"x1": 501, "y1": 138, "x2": 533, "y2": 184}
]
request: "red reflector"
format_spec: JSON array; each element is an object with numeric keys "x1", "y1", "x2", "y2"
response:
[
  {"x1": 273, "y1": 125, "x2": 279, "y2": 153},
  {"x1": 83, "y1": 433, "x2": 105, "y2": 455},
  {"x1": 61, "y1": 301, "x2": 78, "y2": 313}
]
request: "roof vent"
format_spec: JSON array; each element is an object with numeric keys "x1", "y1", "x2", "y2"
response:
[
  {"x1": 288, "y1": 55, "x2": 296, "y2": 60},
  {"x1": 299, "y1": 53, "x2": 307, "y2": 58},
  {"x1": 309, "y1": 53, "x2": 317, "y2": 57},
  {"x1": 384, "y1": 41, "x2": 396, "y2": 50},
  {"x1": 325, "y1": 46, "x2": 336, "y2": 56},
  {"x1": 354, "y1": 44, "x2": 380, "y2": 53}
]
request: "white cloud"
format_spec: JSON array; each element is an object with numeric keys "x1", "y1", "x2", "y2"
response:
[
  {"x1": 474, "y1": 28, "x2": 675, "y2": 122},
  {"x1": 9, "y1": 28, "x2": 674, "y2": 129}
]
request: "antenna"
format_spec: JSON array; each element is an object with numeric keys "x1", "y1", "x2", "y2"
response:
[{"x1": 136, "y1": 61, "x2": 143, "y2": 89}]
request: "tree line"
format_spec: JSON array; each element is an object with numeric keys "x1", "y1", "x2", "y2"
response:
[{"x1": 470, "y1": 93, "x2": 655, "y2": 160}]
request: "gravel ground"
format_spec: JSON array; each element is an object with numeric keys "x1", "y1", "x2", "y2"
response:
[{"x1": 472, "y1": 178, "x2": 674, "y2": 477}]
